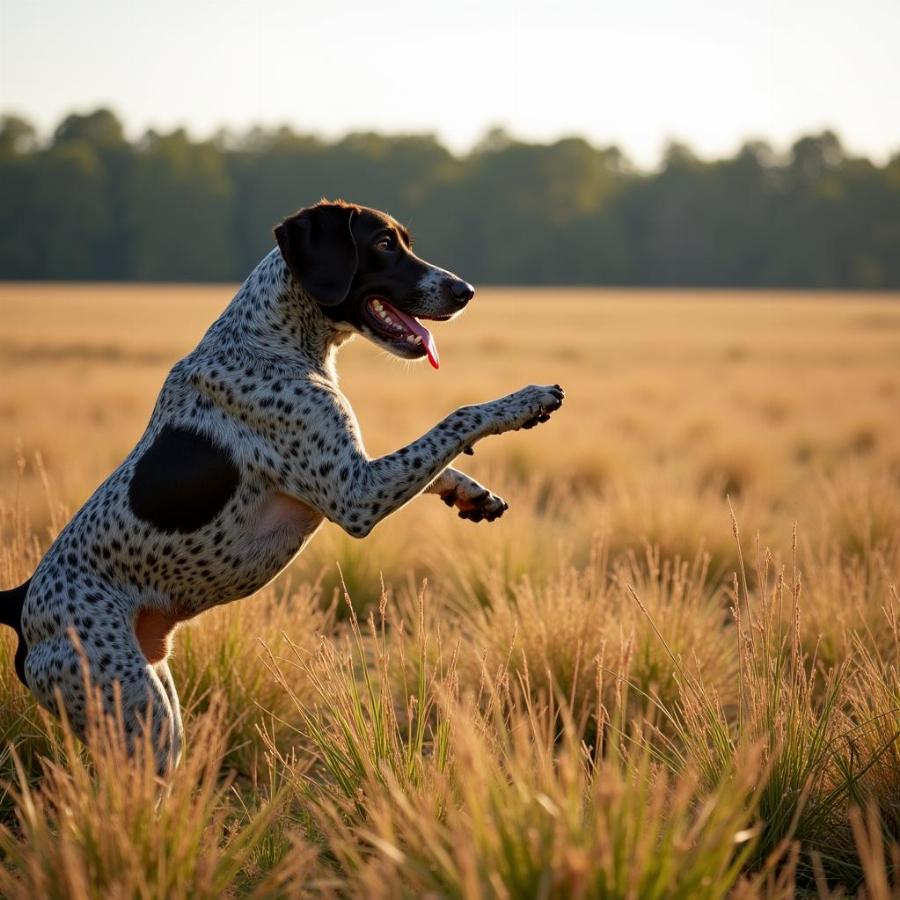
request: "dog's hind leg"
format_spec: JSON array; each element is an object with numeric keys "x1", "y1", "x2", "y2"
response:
[
  {"x1": 24, "y1": 626, "x2": 182, "y2": 775},
  {"x1": 153, "y1": 658, "x2": 183, "y2": 764}
]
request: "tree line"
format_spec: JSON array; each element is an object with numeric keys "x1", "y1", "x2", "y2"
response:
[{"x1": 1, "y1": 109, "x2": 898, "y2": 287}]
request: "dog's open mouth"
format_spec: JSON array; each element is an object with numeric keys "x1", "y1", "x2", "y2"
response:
[{"x1": 364, "y1": 297, "x2": 443, "y2": 369}]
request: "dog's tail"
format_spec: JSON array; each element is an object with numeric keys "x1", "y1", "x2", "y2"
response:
[{"x1": 1, "y1": 579, "x2": 31, "y2": 686}]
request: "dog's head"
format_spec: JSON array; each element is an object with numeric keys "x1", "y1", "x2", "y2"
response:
[{"x1": 274, "y1": 200, "x2": 473, "y2": 369}]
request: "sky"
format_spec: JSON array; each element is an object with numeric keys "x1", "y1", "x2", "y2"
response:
[{"x1": 1, "y1": 0, "x2": 898, "y2": 168}]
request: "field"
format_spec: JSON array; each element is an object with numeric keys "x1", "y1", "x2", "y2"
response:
[{"x1": 2, "y1": 283, "x2": 900, "y2": 897}]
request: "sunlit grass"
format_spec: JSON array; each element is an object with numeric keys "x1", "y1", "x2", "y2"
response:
[
  {"x1": 0, "y1": 693, "x2": 297, "y2": 899},
  {"x1": 2, "y1": 285, "x2": 900, "y2": 895}
]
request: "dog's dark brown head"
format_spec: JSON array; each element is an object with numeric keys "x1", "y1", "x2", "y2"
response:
[{"x1": 274, "y1": 200, "x2": 474, "y2": 368}]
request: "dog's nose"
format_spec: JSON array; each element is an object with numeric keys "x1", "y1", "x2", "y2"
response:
[{"x1": 449, "y1": 279, "x2": 475, "y2": 305}]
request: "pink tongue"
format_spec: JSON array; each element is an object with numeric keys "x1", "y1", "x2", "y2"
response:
[{"x1": 381, "y1": 302, "x2": 440, "y2": 369}]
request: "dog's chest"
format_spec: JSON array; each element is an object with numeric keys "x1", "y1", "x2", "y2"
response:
[
  {"x1": 146, "y1": 490, "x2": 324, "y2": 619},
  {"x1": 252, "y1": 492, "x2": 324, "y2": 541},
  {"x1": 214, "y1": 490, "x2": 325, "y2": 598}
]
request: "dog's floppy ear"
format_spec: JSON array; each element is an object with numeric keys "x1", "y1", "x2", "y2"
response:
[{"x1": 274, "y1": 203, "x2": 358, "y2": 306}]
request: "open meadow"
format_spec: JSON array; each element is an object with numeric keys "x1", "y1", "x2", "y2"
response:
[{"x1": 2, "y1": 283, "x2": 900, "y2": 897}]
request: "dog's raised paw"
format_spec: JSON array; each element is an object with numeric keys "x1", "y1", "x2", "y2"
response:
[
  {"x1": 508, "y1": 384, "x2": 565, "y2": 431},
  {"x1": 444, "y1": 487, "x2": 508, "y2": 522}
]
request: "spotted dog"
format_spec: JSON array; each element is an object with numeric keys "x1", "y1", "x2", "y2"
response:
[{"x1": 0, "y1": 200, "x2": 564, "y2": 773}]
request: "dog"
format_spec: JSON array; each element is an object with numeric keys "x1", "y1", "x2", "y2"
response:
[{"x1": 0, "y1": 200, "x2": 564, "y2": 773}]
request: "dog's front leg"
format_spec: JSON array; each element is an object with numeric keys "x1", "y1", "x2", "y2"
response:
[
  {"x1": 281, "y1": 382, "x2": 564, "y2": 537},
  {"x1": 425, "y1": 469, "x2": 509, "y2": 522}
]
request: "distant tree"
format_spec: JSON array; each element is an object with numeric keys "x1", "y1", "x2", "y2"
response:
[
  {"x1": 129, "y1": 129, "x2": 234, "y2": 281},
  {"x1": 624, "y1": 141, "x2": 719, "y2": 285},
  {"x1": 473, "y1": 125, "x2": 514, "y2": 155},
  {"x1": 0, "y1": 115, "x2": 42, "y2": 275},
  {"x1": 0, "y1": 117, "x2": 39, "y2": 275},
  {"x1": 53, "y1": 108, "x2": 126, "y2": 149},
  {"x1": 45, "y1": 109, "x2": 135, "y2": 278},
  {"x1": 790, "y1": 130, "x2": 844, "y2": 183},
  {"x1": 28, "y1": 141, "x2": 111, "y2": 279},
  {"x1": 0, "y1": 115, "x2": 38, "y2": 156},
  {"x1": 429, "y1": 135, "x2": 629, "y2": 282}
]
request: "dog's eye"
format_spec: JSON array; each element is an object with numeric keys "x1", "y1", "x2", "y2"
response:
[{"x1": 374, "y1": 235, "x2": 394, "y2": 251}]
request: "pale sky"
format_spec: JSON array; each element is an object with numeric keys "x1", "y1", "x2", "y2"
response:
[{"x1": 1, "y1": 0, "x2": 897, "y2": 168}]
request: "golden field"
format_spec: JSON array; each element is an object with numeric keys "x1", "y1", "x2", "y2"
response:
[{"x1": 2, "y1": 283, "x2": 900, "y2": 897}]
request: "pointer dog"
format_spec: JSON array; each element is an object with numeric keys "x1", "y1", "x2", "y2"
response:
[{"x1": 0, "y1": 200, "x2": 564, "y2": 773}]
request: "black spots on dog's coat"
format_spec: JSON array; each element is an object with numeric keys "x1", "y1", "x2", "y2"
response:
[{"x1": 128, "y1": 426, "x2": 239, "y2": 533}]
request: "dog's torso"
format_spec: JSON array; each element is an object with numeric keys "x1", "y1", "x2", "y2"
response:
[
  {"x1": 23, "y1": 251, "x2": 337, "y2": 652},
  {"x1": 24, "y1": 451, "x2": 324, "y2": 644}
]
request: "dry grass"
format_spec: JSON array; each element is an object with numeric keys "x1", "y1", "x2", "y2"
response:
[{"x1": 2, "y1": 283, "x2": 900, "y2": 896}]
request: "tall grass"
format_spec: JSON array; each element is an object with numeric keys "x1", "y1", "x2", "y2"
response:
[
  {"x1": 171, "y1": 579, "x2": 333, "y2": 778},
  {"x1": 4, "y1": 486, "x2": 900, "y2": 896},
  {"x1": 638, "y1": 516, "x2": 900, "y2": 890},
  {"x1": 0, "y1": 454, "x2": 71, "y2": 814},
  {"x1": 264, "y1": 590, "x2": 454, "y2": 822},
  {"x1": 329, "y1": 700, "x2": 765, "y2": 900},
  {"x1": 3, "y1": 287, "x2": 900, "y2": 895},
  {"x1": 265, "y1": 589, "x2": 763, "y2": 899},
  {"x1": 452, "y1": 537, "x2": 736, "y2": 728},
  {"x1": 0, "y1": 692, "x2": 301, "y2": 899}
]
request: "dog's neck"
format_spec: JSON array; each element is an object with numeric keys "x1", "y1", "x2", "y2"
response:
[{"x1": 204, "y1": 249, "x2": 353, "y2": 380}]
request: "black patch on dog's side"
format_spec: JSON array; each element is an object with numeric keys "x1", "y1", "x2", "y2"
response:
[
  {"x1": 128, "y1": 426, "x2": 239, "y2": 533},
  {"x1": 0, "y1": 578, "x2": 31, "y2": 686}
]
